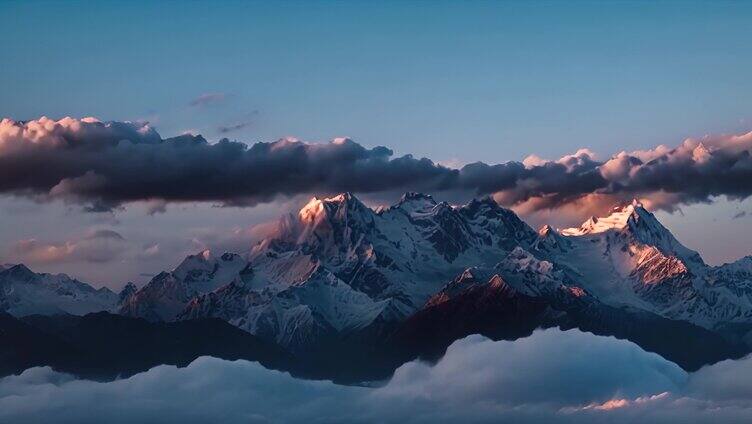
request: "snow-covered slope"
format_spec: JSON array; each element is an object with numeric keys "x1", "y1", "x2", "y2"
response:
[
  {"x1": 8, "y1": 191, "x2": 752, "y2": 375},
  {"x1": 119, "y1": 193, "x2": 752, "y2": 351},
  {"x1": 0, "y1": 264, "x2": 118, "y2": 316},
  {"x1": 560, "y1": 200, "x2": 704, "y2": 267},
  {"x1": 547, "y1": 201, "x2": 752, "y2": 327},
  {"x1": 400, "y1": 246, "x2": 746, "y2": 372},
  {"x1": 426, "y1": 246, "x2": 589, "y2": 309},
  {"x1": 124, "y1": 192, "x2": 538, "y2": 349},
  {"x1": 119, "y1": 251, "x2": 252, "y2": 321},
  {"x1": 244, "y1": 193, "x2": 537, "y2": 333}
]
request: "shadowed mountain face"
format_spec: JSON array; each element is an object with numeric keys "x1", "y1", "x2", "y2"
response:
[
  {"x1": 3, "y1": 192, "x2": 752, "y2": 383},
  {"x1": 0, "y1": 312, "x2": 294, "y2": 381},
  {"x1": 391, "y1": 274, "x2": 746, "y2": 372}
]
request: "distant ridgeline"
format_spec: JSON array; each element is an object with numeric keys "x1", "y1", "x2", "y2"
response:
[{"x1": 3, "y1": 193, "x2": 752, "y2": 382}]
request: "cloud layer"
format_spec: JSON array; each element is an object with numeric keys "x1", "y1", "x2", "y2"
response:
[
  {"x1": 2, "y1": 117, "x2": 752, "y2": 216},
  {"x1": 8, "y1": 229, "x2": 127, "y2": 264},
  {"x1": 8, "y1": 328, "x2": 751, "y2": 424}
]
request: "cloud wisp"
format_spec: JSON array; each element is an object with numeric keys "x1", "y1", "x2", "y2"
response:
[
  {"x1": 188, "y1": 93, "x2": 227, "y2": 108},
  {"x1": 8, "y1": 229, "x2": 128, "y2": 264},
  {"x1": 2, "y1": 117, "x2": 752, "y2": 218},
  {"x1": 4, "y1": 328, "x2": 752, "y2": 424}
]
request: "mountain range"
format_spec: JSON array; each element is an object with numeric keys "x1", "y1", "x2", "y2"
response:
[{"x1": 3, "y1": 192, "x2": 752, "y2": 382}]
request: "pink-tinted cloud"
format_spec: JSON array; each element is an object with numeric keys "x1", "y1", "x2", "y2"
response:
[
  {"x1": 9, "y1": 229, "x2": 127, "y2": 264},
  {"x1": 1, "y1": 117, "x2": 752, "y2": 221}
]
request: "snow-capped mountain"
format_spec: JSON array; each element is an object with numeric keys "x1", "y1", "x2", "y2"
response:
[
  {"x1": 4, "y1": 192, "x2": 752, "y2": 380},
  {"x1": 0, "y1": 264, "x2": 120, "y2": 316},
  {"x1": 123, "y1": 192, "x2": 539, "y2": 350},
  {"x1": 119, "y1": 251, "x2": 252, "y2": 321},
  {"x1": 397, "y1": 246, "x2": 745, "y2": 372},
  {"x1": 541, "y1": 200, "x2": 752, "y2": 328},
  {"x1": 509, "y1": 200, "x2": 752, "y2": 333},
  {"x1": 117, "y1": 192, "x2": 752, "y2": 363},
  {"x1": 248, "y1": 192, "x2": 536, "y2": 305},
  {"x1": 560, "y1": 199, "x2": 704, "y2": 268}
]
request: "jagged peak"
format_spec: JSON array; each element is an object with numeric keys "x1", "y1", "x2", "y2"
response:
[
  {"x1": 714, "y1": 255, "x2": 752, "y2": 273},
  {"x1": 734, "y1": 255, "x2": 752, "y2": 265},
  {"x1": 460, "y1": 196, "x2": 518, "y2": 220},
  {"x1": 464, "y1": 195, "x2": 501, "y2": 210},
  {"x1": 176, "y1": 249, "x2": 213, "y2": 262},
  {"x1": 393, "y1": 191, "x2": 438, "y2": 214},
  {"x1": 0, "y1": 263, "x2": 81, "y2": 284},
  {"x1": 175, "y1": 250, "x2": 245, "y2": 271},
  {"x1": 532, "y1": 224, "x2": 573, "y2": 253},
  {"x1": 120, "y1": 282, "x2": 137, "y2": 292},
  {"x1": 118, "y1": 282, "x2": 138, "y2": 302},
  {"x1": 324, "y1": 192, "x2": 356, "y2": 203},
  {"x1": 559, "y1": 199, "x2": 705, "y2": 268},
  {"x1": 299, "y1": 192, "x2": 371, "y2": 223},
  {"x1": 299, "y1": 197, "x2": 326, "y2": 222},
  {"x1": 561, "y1": 199, "x2": 652, "y2": 236},
  {"x1": 399, "y1": 191, "x2": 436, "y2": 203},
  {"x1": 2, "y1": 263, "x2": 36, "y2": 278},
  {"x1": 174, "y1": 249, "x2": 215, "y2": 275},
  {"x1": 538, "y1": 224, "x2": 554, "y2": 236}
]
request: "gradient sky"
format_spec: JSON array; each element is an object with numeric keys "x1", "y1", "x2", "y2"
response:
[{"x1": 2, "y1": 0, "x2": 752, "y2": 287}]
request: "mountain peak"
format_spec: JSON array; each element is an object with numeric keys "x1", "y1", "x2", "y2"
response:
[
  {"x1": 538, "y1": 224, "x2": 554, "y2": 236},
  {"x1": 561, "y1": 199, "x2": 650, "y2": 236},
  {"x1": 399, "y1": 191, "x2": 435, "y2": 204},
  {"x1": 325, "y1": 192, "x2": 356, "y2": 204},
  {"x1": 466, "y1": 196, "x2": 500, "y2": 209},
  {"x1": 2, "y1": 263, "x2": 36, "y2": 280},
  {"x1": 120, "y1": 282, "x2": 137, "y2": 292},
  {"x1": 395, "y1": 192, "x2": 438, "y2": 214},
  {"x1": 298, "y1": 192, "x2": 371, "y2": 225},
  {"x1": 559, "y1": 198, "x2": 705, "y2": 268},
  {"x1": 174, "y1": 250, "x2": 215, "y2": 277},
  {"x1": 532, "y1": 224, "x2": 573, "y2": 253},
  {"x1": 299, "y1": 197, "x2": 326, "y2": 222},
  {"x1": 118, "y1": 282, "x2": 138, "y2": 303}
]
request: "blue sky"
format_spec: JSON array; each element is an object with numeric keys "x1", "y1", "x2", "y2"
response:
[
  {"x1": 2, "y1": 0, "x2": 752, "y2": 285},
  {"x1": 3, "y1": 0, "x2": 751, "y2": 161}
]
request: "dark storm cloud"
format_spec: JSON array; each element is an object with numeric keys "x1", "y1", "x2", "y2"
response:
[
  {"x1": 1, "y1": 117, "x2": 752, "y2": 214},
  {"x1": 0, "y1": 118, "x2": 459, "y2": 210}
]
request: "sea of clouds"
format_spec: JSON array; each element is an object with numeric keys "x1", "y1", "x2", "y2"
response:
[{"x1": 2, "y1": 328, "x2": 751, "y2": 423}]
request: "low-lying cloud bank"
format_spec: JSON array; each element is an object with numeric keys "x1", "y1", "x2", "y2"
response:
[
  {"x1": 2, "y1": 328, "x2": 752, "y2": 424},
  {"x1": 2, "y1": 117, "x2": 752, "y2": 217}
]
